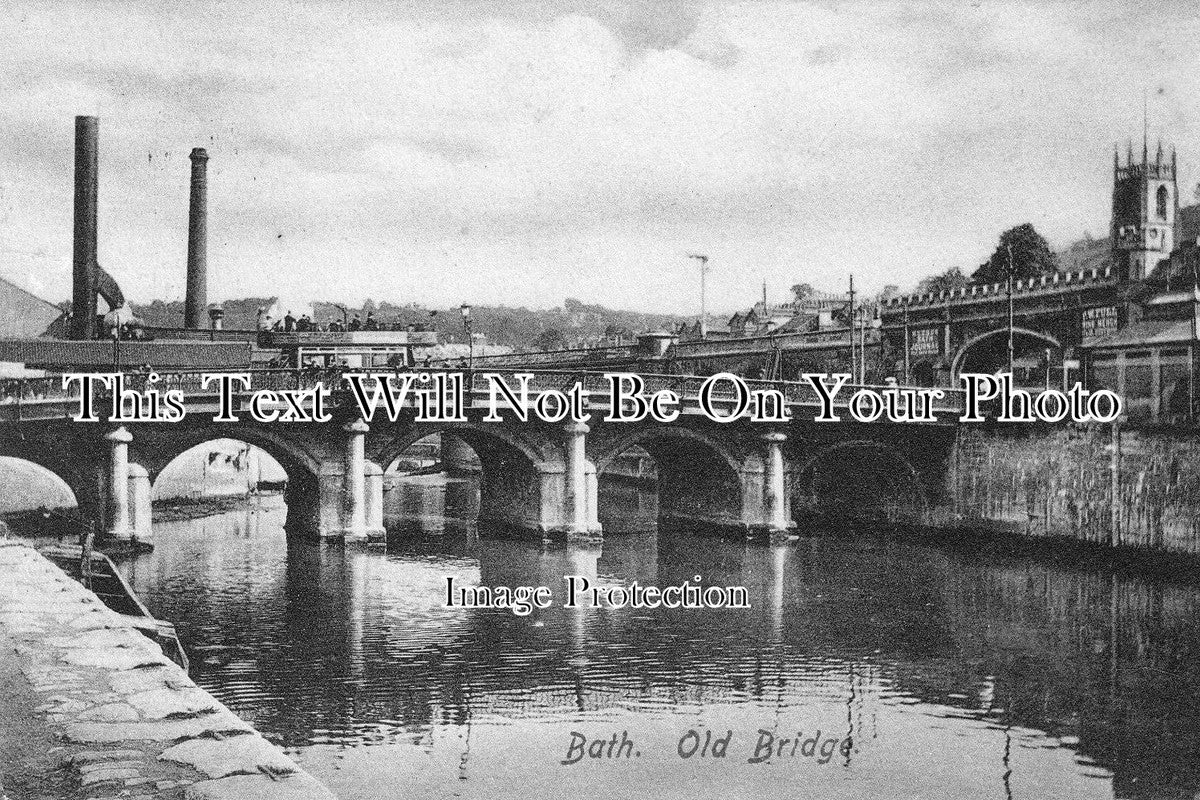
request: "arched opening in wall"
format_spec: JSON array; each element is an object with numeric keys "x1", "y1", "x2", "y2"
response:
[
  {"x1": 0, "y1": 456, "x2": 78, "y2": 537},
  {"x1": 597, "y1": 430, "x2": 743, "y2": 534},
  {"x1": 952, "y1": 328, "x2": 1061, "y2": 388},
  {"x1": 383, "y1": 432, "x2": 481, "y2": 534},
  {"x1": 381, "y1": 427, "x2": 540, "y2": 537},
  {"x1": 794, "y1": 442, "x2": 925, "y2": 529}
]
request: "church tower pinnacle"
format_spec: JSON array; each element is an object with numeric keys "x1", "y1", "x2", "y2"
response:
[{"x1": 1111, "y1": 121, "x2": 1177, "y2": 282}]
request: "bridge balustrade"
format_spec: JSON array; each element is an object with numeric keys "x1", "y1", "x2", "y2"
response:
[{"x1": 0, "y1": 367, "x2": 967, "y2": 420}]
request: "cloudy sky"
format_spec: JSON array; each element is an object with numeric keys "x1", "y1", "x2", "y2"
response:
[{"x1": 1, "y1": 1, "x2": 1198, "y2": 314}]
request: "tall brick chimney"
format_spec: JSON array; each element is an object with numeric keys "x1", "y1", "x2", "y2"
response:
[
  {"x1": 184, "y1": 147, "x2": 209, "y2": 329},
  {"x1": 70, "y1": 116, "x2": 99, "y2": 340}
]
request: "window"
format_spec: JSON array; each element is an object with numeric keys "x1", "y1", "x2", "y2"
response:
[{"x1": 1157, "y1": 185, "x2": 1169, "y2": 219}]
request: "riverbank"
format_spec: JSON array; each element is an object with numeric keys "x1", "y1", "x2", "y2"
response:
[
  {"x1": 0, "y1": 541, "x2": 337, "y2": 800},
  {"x1": 152, "y1": 493, "x2": 282, "y2": 523}
]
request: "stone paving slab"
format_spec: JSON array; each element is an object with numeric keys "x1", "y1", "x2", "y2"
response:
[{"x1": 0, "y1": 542, "x2": 337, "y2": 800}]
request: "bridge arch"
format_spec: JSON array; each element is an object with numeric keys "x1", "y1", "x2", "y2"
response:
[
  {"x1": 793, "y1": 439, "x2": 927, "y2": 526},
  {"x1": 0, "y1": 455, "x2": 78, "y2": 514},
  {"x1": 377, "y1": 421, "x2": 553, "y2": 474},
  {"x1": 135, "y1": 428, "x2": 322, "y2": 537},
  {"x1": 950, "y1": 327, "x2": 1062, "y2": 380},
  {"x1": 377, "y1": 422, "x2": 561, "y2": 535},
  {"x1": 138, "y1": 428, "x2": 323, "y2": 483},
  {"x1": 593, "y1": 425, "x2": 746, "y2": 532},
  {"x1": 0, "y1": 437, "x2": 97, "y2": 519}
]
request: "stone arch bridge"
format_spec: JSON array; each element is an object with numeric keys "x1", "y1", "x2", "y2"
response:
[{"x1": 0, "y1": 370, "x2": 963, "y2": 545}]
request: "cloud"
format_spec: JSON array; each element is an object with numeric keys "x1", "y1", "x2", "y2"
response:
[{"x1": 0, "y1": 1, "x2": 1199, "y2": 315}]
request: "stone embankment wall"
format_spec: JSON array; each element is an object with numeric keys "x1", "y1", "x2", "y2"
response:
[
  {"x1": 949, "y1": 424, "x2": 1200, "y2": 554},
  {"x1": 0, "y1": 541, "x2": 336, "y2": 800}
]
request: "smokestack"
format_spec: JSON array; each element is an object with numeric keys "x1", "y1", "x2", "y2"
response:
[
  {"x1": 71, "y1": 116, "x2": 99, "y2": 340},
  {"x1": 184, "y1": 147, "x2": 209, "y2": 329}
]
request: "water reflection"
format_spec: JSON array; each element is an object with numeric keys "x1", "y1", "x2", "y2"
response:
[{"x1": 113, "y1": 478, "x2": 1200, "y2": 800}]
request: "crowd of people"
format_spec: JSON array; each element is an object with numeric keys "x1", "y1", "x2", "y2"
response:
[{"x1": 268, "y1": 311, "x2": 435, "y2": 334}]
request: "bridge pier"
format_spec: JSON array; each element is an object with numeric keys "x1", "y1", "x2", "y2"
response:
[
  {"x1": 562, "y1": 422, "x2": 602, "y2": 543},
  {"x1": 585, "y1": 460, "x2": 600, "y2": 533},
  {"x1": 127, "y1": 463, "x2": 152, "y2": 545},
  {"x1": 762, "y1": 431, "x2": 794, "y2": 537},
  {"x1": 104, "y1": 427, "x2": 133, "y2": 541},
  {"x1": 740, "y1": 432, "x2": 796, "y2": 543},
  {"x1": 342, "y1": 419, "x2": 368, "y2": 541},
  {"x1": 365, "y1": 461, "x2": 385, "y2": 542},
  {"x1": 340, "y1": 420, "x2": 385, "y2": 543}
]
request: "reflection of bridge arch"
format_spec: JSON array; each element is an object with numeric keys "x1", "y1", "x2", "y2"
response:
[
  {"x1": 950, "y1": 327, "x2": 1062, "y2": 380},
  {"x1": 594, "y1": 426, "x2": 745, "y2": 529},
  {"x1": 794, "y1": 439, "x2": 927, "y2": 525}
]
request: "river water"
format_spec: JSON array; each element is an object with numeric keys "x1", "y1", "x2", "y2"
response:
[{"x1": 112, "y1": 477, "x2": 1200, "y2": 800}]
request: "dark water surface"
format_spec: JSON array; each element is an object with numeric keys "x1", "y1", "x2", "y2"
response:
[{"x1": 114, "y1": 478, "x2": 1200, "y2": 800}]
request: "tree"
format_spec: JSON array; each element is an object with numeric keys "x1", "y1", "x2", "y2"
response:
[
  {"x1": 532, "y1": 328, "x2": 567, "y2": 351},
  {"x1": 790, "y1": 283, "x2": 814, "y2": 302},
  {"x1": 971, "y1": 223, "x2": 1057, "y2": 284},
  {"x1": 915, "y1": 266, "x2": 967, "y2": 295}
]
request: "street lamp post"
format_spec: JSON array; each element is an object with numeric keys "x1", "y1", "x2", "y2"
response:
[
  {"x1": 103, "y1": 308, "x2": 125, "y2": 372},
  {"x1": 688, "y1": 254, "x2": 709, "y2": 339},
  {"x1": 867, "y1": 307, "x2": 882, "y2": 385},
  {"x1": 460, "y1": 303, "x2": 473, "y2": 369},
  {"x1": 765, "y1": 319, "x2": 780, "y2": 381}
]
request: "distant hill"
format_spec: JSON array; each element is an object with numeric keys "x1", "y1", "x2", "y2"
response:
[{"x1": 130, "y1": 296, "x2": 698, "y2": 350}]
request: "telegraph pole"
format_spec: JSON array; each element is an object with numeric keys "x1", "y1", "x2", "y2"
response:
[
  {"x1": 1007, "y1": 244, "x2": 1015, "y2": 375},
  {"x1": 848, "y1": 274, "x2": 856, "y2": 382}
]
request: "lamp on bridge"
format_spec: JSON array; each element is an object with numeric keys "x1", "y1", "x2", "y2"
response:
[
  {"x1": 866, "y1": 307, "x2": 882, "y2": 384},
  {"x1": 460, "y1": 303, "x2": 473, "y2": 369},
  {"x1": 764, "y1": 318, "x2": 781, "y2": 381},
  {"x1": 103, "y1": 306, "x2": 133, "y2": 372},
  {"x1": 852, "y1": 304, "x2": 882, "y2": 384}
]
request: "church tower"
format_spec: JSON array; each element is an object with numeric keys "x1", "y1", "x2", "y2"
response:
[{"x1": 1111, "y1": 132, "x2": 1177, "y2": 282}]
